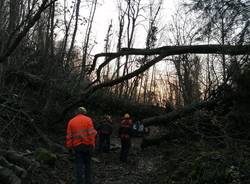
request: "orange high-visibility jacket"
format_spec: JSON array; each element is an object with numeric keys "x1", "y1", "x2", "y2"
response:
[{"x1": 66, "y1": 114, "x2": 97, "y2": 149}]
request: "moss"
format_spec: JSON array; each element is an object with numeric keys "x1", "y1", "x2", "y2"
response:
[{"x1": 34, "y1": 147, "x2": 57, "y2": 167}]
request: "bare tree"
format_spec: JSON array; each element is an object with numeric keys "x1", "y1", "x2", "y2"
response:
[
  {"x1": 65, "y1": 0, "x2": 81, "y2": 72},
  {"x1": 120, "y1": 0, "x2": 143, "y2": 97},
  {"x1": 114, "y1": 0, "x2": 126, "y2": 95},
  {"x1": 167, "y1": 8, "x2": 202, "y2": 105},
  {"x1": 103, "y1": 20, "x2": 113, "y2": 82},
  {"x1": 186, "y1": 0, "x2": 250, "y2": 83},
  {"x1": 79, "y1": 0, "x2": 98, "y2": 81},
  {"x1": 59, "y1": 0, "x2": 76, "y2": 70},
  {"x1": 143, "y1": 0, "x2": 162, "y2": 104}
]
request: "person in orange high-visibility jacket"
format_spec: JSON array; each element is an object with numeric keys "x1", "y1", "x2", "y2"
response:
[{"x1": 66, "y1": 107, "x2": 97, "y2": 184}]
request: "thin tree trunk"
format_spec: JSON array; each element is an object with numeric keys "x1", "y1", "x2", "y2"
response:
[
  {"x1": 65, "y1": 0, "x2": 81, "y2": 71},
  {"x1": 78, "y1": 0, "x2": 98, "y2": 87},
  {"x1": 60, "y1": 0, "x2": 75, "y2": 69}
]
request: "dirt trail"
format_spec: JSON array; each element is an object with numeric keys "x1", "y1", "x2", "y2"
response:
[{"x1": 94, "y1": 137, "x2": 158, "y2": 184}]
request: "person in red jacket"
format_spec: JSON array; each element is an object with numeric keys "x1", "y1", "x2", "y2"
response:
[
  {"x1": 118, "y1": 113, "x2": 133, "y2": 163},
  {"x1": 66, "y1": 107, "x2": 97, "y2": 184}
]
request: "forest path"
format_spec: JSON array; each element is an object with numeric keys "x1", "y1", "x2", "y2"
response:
[
  {"x1": 33, "y1": 137, "x2": 159, "y2": 184},
  {"x1": 93, "y1": 137, "x2": 159, "y2": 184}
]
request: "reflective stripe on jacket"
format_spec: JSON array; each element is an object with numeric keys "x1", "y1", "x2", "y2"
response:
[{"x1": 66, "y1": 114, "x2": 97, "y2": 149}]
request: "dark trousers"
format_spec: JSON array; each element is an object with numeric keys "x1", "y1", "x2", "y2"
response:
[
  {"x1": 74, "y1": 145, "x2": 93, "y2": 184},
  {"x1": 120, "y1": 139, "x2": 131, "y2": 162},
  {"x1": 98, "y1": 134, "x2": 111, "y2": 153}
]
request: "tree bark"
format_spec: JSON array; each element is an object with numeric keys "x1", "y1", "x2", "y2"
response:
[{"x1": 142, "y1": 100, "x2": 215, "y2": 127}]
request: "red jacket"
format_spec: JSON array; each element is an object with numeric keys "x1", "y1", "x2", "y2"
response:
[
  {"x1": 66, "y1": 114, "x2": 97, "y2": 149},
  {"x1": 119, "y1": 118, "x2": 133, "y2": 139}
]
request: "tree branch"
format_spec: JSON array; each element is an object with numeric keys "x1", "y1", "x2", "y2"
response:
[
  {"x1": 87, "y1": 44, "x2": 249, "y2": 76},
  {"x1": 89, "y1": 54, "x2": 167, "y2": 91},
  {"x1": 59, "y1": 44, "x2": 249, "y2": 121},
  {"x1": 91, "y1": 45, "x2": 250, "y2": 61}
]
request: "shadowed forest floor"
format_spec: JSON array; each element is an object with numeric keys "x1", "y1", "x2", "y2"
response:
[{"x1": 28, "y1": 137, "x2": 161, "y2": 184}]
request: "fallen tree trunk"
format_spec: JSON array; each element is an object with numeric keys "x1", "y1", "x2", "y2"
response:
[
  {"x1": 0, "y1": 149, "x2": 39, "y2": 170},
  {"x1": 57, "y1": 44, "x2": 249, "y2": 123},
  {"x1": 1, "y1": 103, "x2": 67, "y2": 153},
  {"x1": 29, "y1": 120, "x2": 67, "y2": 153},
  {"x1": 142, "y1": 100, "x2": 215, "y2": 127},
  {"x1": 5, "y1": 71, "x2": 45, "y2": 88},
  {"x1": 5, "y1": 71, "x2": 70, "y2": 97},
  {"x1": 0, "y1": 149, "x2": 40, "y2": 184}
]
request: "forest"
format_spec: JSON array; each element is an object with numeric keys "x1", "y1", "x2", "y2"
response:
[{"x1": 0, "y1": 0, "x2": 249, "y2": 183}]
